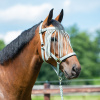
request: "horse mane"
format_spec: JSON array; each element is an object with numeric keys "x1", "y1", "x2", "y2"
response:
[
  {"x1": 0, "y1": 22, "x2": 41, "y2": 64},
  {"x1": 0, "y1": 20, "x2": 64, "y2": 64}
]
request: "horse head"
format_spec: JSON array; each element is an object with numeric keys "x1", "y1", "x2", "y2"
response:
[{"x1": 38, "y1": 9, "x2": 81, "y2": 79}]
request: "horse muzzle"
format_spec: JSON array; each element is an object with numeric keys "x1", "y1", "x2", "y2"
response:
[{"x1": 61, "y1": 63, "x2": 81, "y2": 79}]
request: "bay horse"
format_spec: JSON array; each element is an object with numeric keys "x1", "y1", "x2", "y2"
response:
[{"x1": 0, "y1": 9, "x2": 81, "y2": 100}]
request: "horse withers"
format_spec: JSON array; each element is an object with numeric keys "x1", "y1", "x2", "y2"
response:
[{"x1": 0, "y1": 9, "x2": 81, "y2": 100}]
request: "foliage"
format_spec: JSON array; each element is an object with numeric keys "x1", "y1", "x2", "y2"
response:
[
  {"x1": 70, "y1": 30, "x2": 100, "y2": 78},
  {"x1": 0, "y1": 40, "x2": 5, "y2": 51},
  {"x1": 95, "y1": 30, "x2": 100, "y2": 63},
  {"x1": 37, "y1": 62, "x2": 58, "y2": 82}
]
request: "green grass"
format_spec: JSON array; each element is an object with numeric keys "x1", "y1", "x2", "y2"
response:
[
  {"x1": 32, "y1": 95, "x2": 44, "y2": 100},
  {"x1": 32, "y1": 95, "x2": 100, "y2": 100}
]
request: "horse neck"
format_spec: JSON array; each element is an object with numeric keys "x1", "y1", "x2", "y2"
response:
[
  {"x1": 15, "y1": 27, "x2": 42, "y2": 84},
  {"x1": 14, "y1": 28, "x2": 43, "y2": 85},
  {"x1": 0, "y1": 27, "x2": 43, "y2": 99}
]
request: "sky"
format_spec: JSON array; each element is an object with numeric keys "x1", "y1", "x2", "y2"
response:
[{"x1": 0, "y1": 0, "x2": 100, "y2": 44}]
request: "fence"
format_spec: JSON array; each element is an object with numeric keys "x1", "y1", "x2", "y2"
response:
[
  {"x1": 32, "y1": 83, "x2": 100, "y2": 100},
  {"x1": 35, "y1": 79, "x2": 100, "y2": 84}
]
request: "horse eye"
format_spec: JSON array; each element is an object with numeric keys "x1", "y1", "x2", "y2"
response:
[{"x1": 51, "y1": 37, "x2": 57, "y2": 41}]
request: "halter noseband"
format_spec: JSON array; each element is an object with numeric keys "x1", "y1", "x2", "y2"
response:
[{"x1": 39, "y1": 22, "x2": 76, "y2": 76}]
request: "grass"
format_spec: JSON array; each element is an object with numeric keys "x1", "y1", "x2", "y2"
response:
[
  {"x1": 32, "y1": 96, "x2": 44, "y2": 100},
  {"x1": 32, "y1": 94, "x2": 100, "y2": 100}
]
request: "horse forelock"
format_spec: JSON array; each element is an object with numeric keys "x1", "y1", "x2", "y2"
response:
[{"x1": 50, "y1": 20, "x2": 64, "y2": 31}]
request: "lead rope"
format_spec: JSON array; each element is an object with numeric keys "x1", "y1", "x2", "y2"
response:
[
  {"x1": 51, "y1": 62, "x2": 64, "y2": 100},
  {"x1": 59, "y1": 76, "x2": 64, "y2": 100}
]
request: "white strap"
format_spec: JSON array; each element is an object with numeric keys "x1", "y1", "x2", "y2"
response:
[
  {"x1": 39, "y1": 23, "x2": 44, "y2": 45},
  {"x1": 51, "y1": 53, "x2": 58, "y2": 61},
  {"x1": 40, "y1": 27, "x2": 56, "y2": 33},
  {"x1": 39, "y1": 22, "x2": 45, "y2": 61},
  {"x1": 41, "y1": 46, "x2": 45, "y2": 61},
  {"x1": 50, "y1": 52, "x2": 76, "y2": 62},
  {"x1": 40, "y1": 34, "x2": 44, "y2": 45},
  {"x1": 51, "y1": 65, "x2": 58, "y2": 75},
  {"x1": 57, "y1": 62, "x2": 60, "y2": 76},
  {"x1": 51, "y1": 65, "x2": 63, "y2": 77},
  {"x1": 39, "y1": 22, "x2": 43, "y2": 34},
  {"x1": 60, "y1": 52, "x2": 76, "y2": 61}
]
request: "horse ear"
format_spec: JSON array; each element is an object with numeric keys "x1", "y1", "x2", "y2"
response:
[
  {"x1": 55, "y1": 9, "x2": 64, "y2": 23},
  {"x1": 43, "y1": 8, "x2": 54, "y2": 26}
]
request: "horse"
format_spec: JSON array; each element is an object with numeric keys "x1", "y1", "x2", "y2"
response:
[{"x1": 0, "y1": 9, "x2": 81, "y2": 100}]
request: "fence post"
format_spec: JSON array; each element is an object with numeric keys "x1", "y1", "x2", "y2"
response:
[{"x1": 44, "y1": 82, "x2": 50, "y2": 100}]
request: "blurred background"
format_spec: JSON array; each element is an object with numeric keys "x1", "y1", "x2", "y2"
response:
[{"x1": 0, "y1": 0, "x2": 100, "y2": 100}]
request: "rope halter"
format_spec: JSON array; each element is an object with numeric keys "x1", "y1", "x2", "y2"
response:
[{"x1": 39, "y1": 22, "x2": 76, "y2": 76}]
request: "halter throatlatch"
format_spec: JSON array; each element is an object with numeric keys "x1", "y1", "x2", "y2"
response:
[{"x1": 39, "y1": 22, "x2": 76, "y2": 76}]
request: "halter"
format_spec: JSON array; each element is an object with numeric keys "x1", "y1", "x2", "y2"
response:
[
  {"x1": 39, "y1": 22, "x2": 76, "y2": 76},
  {"x1": 39, "y1": 22, "x2": 76, "y2": 100}
]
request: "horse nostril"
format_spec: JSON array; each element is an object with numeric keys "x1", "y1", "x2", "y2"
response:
[
  {"x1": 72, "y1": 64, "x2": 81, "y2": 77},
  {"x1": 72, "y1": 64, "x2": 77, "y2": 72}
]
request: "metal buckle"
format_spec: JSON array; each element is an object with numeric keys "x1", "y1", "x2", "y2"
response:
[{"x1": 56, "y1": 58, "x2": 61, "y2": 63}]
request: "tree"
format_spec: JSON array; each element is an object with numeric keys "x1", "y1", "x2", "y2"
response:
[
  {"x1": 66, "y1": 24, "x2": 79, "y2": 38},
  {"x1": 92, "y1": 30, "x2": 100, "y2": 76},
  {"x1": 0, "y1": 40, "x2": 5, "y2": 51},
  {"x1": 71, "y1": 32, "x2": 99, "y2": 78},
  {"x1": 95, "y1": 30, "x2": 100, "y2": 63},
  {"x1": 36, "y1": 62, "x2": 58, "y2": 83}
]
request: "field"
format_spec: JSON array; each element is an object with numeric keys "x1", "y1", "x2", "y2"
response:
[{"x1": 32, "y1": 94, "x2": 100, "y2": 100}]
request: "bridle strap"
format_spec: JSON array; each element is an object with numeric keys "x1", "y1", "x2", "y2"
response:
[
  {"x1": 39, "y1": 22, "x2": 45, "y2": 61},
  {"x1": 51, "y1": 52, "x2": 76, "y2": 62},
  {"x1": 39, "y1": 22, "x2": 56, "y2": 61}
]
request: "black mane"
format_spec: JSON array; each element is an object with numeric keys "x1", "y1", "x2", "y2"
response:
[
  {"x1": 0, "y1": 20, "x2": 64, "y2": 64},
  {"x1": 0, "y1": 22, "x2": 41, "y2": 64}
]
